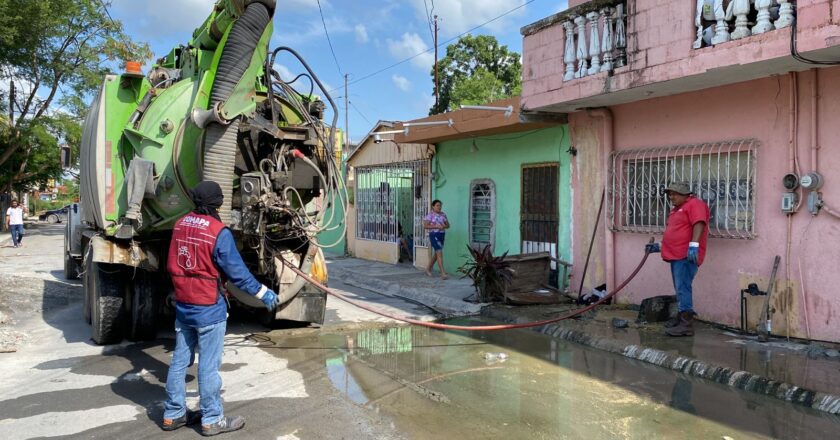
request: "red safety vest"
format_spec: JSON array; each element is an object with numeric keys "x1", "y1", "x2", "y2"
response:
[{"x1": 167, "y1": 213, "x2": 227, "y2": 305}]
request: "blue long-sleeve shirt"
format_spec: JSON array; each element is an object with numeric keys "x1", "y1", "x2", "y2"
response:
[{"x1": 175, "y1": 228, "x2": 266, "y2": 327}]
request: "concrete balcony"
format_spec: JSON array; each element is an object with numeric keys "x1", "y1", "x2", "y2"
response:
[{"x1": 521, "y1": 0, "x2": 840, "y2": 113}]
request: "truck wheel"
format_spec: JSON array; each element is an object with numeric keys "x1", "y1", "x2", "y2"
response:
[
  {"x1": 127, "y1": 269, "x2": 159, "y2": 341},
  {"x1": 90, "y1": 262, "x2": 127, "y2": 345}
]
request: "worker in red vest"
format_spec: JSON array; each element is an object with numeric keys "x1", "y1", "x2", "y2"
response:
[
  {"x1": 162, "y1": 181, "x2": 278, "y2": 436},
  {"x1": 645, "y1": 182, "x2": 709, "y2": 337}
]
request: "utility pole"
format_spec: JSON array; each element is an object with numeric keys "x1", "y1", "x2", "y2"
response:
[
  {"x1": 344, "y1": 73, "x2": 349, "y2": 157},
  {"x1": 342, "y1": 73, "x2": 350, "y2": 256},
  {"x1": 434, "y1": 14, "x2": 439, "y2": 110}
]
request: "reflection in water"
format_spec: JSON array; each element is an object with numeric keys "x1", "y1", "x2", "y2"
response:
[{"x1": 294, "y1": 324, "x2": 840, "y2": 439}]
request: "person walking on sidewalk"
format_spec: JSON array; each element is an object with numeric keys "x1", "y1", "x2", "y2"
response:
[
  {"x1": 645, "y1": 182, "x2": 709, "y2": 337},
  {"x1": 424, "y1": 199, "x2": 449, "y2": 279},
  {"x1": 162, "y1": 181, "x2": 279, "y2": 436},
  {"x1": 5, "y1": 200, "x2": 26, "y2": 248}
]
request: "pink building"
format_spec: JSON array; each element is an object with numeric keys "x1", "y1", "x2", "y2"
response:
[{"x1": 522, "y1": 0, "x2": 840, "y2": 342}]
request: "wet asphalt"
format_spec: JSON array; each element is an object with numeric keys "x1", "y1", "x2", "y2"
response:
[{"x1": 1, "y1": 225, "x2": 840, "y2": 439}]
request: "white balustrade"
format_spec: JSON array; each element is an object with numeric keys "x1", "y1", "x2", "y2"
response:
[
  {"x1": 614, "y1": 4, "x2": 627, "y2": 67},
  {"x1": 559, "y1": 2, "x2": 627, "y2": 82},
  {"x1": 574, "y1": 15, "x2": 589, "y2": 78},
  {"x1": 562, "y1": 20, "x2": 576, "y2": 81},
  {"x1": 711, "y1": 0, "x2": 731, "y2": 44},
  {"x1": 692, "y1": 1, "x2": 796, "y2": 49},
  {"x1": 600, "y1": 8, "x2": 615, "y2": 73},
  {"x1": 730, "y1": 0, "x2": 751, "y2": 40},
  {"x1": 752, "y1": 0, "x2": 775, "y2": 35},
  {"x1": 586, "y1": 12, "x2": 602, "y2": 75},
  {"x1": 776, "y1": 0, "x2": 795, "y2": 29}
]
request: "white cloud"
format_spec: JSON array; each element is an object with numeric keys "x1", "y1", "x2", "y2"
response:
[
  {"x1": 273, "y1": 63, "x2": 295, "y2": 81},
  {"x1": 387, "y1": 33, "x2": 434, "y2": 71},
  {"x1": 409, "y1": 0, "x2": 529, "y2": 36},
  {"x1": 355, "y1": 24, "x2": 369, "y2": 43},
  {"x1": 391, "y1": 74, "x2": 411, "y2": 91},
  {"x1": 111, "y1": 0, "x2": 216, "y2": 38},
  {"x1": 273, "y1": 16, "x2": 352, "y2": 47}
]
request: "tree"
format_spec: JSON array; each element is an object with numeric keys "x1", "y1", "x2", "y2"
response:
[
  {"x1": 0, "y1": 0, "x2": 151, "y2": 191},
  {"x1": 429, "y1": 34, "x2": 522, "y2": 115}
]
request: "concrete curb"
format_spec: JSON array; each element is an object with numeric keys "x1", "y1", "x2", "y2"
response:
[
  {"x1": 328, "y1": 265, "x2": 484, "y2": 315},
  {"x1": 483, "y1": 308, "x2": 840, "y2": 415}
]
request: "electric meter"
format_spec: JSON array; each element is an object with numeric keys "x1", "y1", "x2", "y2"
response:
[{"x1": 800, "y1": 172, "x2": 824, "y2": 190}]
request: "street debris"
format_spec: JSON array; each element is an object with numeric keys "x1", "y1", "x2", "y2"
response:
[
  {"x1": 483, "y1": 352, "x2": 509, "y2": 363},
  {"x1": 611, "y1": 318, "x2": 629, "y2": 329}
]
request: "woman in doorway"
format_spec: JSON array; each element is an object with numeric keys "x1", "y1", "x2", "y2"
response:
[{"x1": 424, "y1": 200, "x2": 449, "y2": 279}]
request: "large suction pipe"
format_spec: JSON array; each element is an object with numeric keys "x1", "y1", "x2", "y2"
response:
[{"x1": 203, "y1": 2, "x2": 272, "y2": 224}]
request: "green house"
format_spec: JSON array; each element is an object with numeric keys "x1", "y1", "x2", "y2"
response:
[{"x1": 399, "y1": 97, "x2": 572, "y2": 287}]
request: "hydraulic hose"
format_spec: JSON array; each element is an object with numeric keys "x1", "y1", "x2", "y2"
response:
[
  {"x1": 282, "y1": 249, "x2": 653, "y2": 331},
  {"x1": 203, "y1": 2, "x2": 271, "y2": 224}
]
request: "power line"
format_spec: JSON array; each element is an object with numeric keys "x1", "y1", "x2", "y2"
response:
[
  {"x1": 330, "y1": 0, "x2": 536, "y2": 93},
  {"x1": 423, "y1": 0, "x2": 435, "y2": 43},
  {"x1": 316, "y1": 0, "x2": 344, "y2": 77},
  {"x1": 349, "y1": 101, "x2": 372, "y2": 126}
]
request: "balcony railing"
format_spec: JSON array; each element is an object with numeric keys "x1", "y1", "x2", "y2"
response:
[
  {"x1": 557, "y1": 1, "x2": 628, "y2": 82},
  {"x1": 693, "y1": 0, "x2": 795, "y2": 49}
]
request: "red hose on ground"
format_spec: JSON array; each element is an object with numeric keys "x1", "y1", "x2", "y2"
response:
[{"x1": 283, "y1": 250, "x2": 653, "y2": 331}]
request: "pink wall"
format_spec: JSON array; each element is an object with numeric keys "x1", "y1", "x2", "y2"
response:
[
  {"x1": 523, "y1": 0, "x2": 840, "y2": 112},
  {"x1": 569, "y1": 67, "x2": 840, "y2": 342}
]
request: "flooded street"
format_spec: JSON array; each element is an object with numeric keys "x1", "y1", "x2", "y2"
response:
[{"x1": 267, "y1": 320, "x2": 840, "y2": 439}]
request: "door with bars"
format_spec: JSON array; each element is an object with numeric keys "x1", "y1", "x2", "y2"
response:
[
  {"x1": 355, "y1": 161, "x2": 430, "y2": 259},
  {"x1": 521, "y1": 163, "x2": 559, "y2": 269}
]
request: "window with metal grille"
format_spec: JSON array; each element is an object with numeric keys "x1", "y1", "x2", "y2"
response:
[
  {"x1": 469, "y1": 179, "x2": 495, "y2": 250},
  {"x1": 609, "y1": 140, "x2": 758, "y2": 239}
]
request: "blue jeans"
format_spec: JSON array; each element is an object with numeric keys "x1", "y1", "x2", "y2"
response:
[
  {"x1": 670, "y1": 259, "x2": 698, "y2": 313},
  {"x1": 10, "y1": 224, "x2": 23, "y2": 246},
  {"x1": 164, "y1": 319, "x2": 226, "y2": 425}
]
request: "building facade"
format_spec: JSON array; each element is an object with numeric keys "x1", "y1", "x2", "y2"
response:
[
  {"x1": 522, "y1": 0, "x2": 840, "y2": 341},
  {"x1": 345, "y1": 121, "x2": 436, "y2": 270},
  {"x1": 399, "y1": 98, "x2": 571, "y2": 284}
]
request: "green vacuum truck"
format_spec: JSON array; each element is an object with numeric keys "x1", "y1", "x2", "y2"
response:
[{"x1": 65, "y1": 0, "x2": 346, "y2": 344}]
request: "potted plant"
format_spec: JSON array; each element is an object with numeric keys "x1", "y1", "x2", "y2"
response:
[{"x1": 458, "y1": 245, "x2": 515, "y2": 302}]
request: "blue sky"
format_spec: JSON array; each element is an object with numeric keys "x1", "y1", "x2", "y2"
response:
[{"x1": 109, "y1": 0, "x2": 568, "y2": 144}]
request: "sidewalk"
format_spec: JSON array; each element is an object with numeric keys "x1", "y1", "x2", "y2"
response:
[
  {"x1": 326, "y1": 256, "x2": 483, "y2": 315},
  {"x1": 327, "y1": 255, "x2": 840, "y2": 415}
]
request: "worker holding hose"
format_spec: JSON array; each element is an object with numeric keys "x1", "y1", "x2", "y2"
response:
[
  {"x1": 162, "y1": 181, "x2": 279, "y2": 436},
  {"x1": 645, "y1": 182, "x2": 709, "y2": 337}
]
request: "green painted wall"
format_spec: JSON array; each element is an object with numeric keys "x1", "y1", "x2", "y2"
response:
[{"x1": 430, "y1": 126, "x2": 571, "y2": 279}]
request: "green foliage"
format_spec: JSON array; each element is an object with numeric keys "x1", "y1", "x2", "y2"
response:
[
  {"x1": 429, "y1": 35, "x2": 522, "y2": 115},
  {"x1": 458, "y1": 244, "x2": 514, "y2": 302},
  {"x1": 0, "y1": 0, "x2": 151, "y2": 190}
]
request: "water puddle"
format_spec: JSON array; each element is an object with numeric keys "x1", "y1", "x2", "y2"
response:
[{"x1": 266, "y1": 322, "x2": 840, "y2": 439}]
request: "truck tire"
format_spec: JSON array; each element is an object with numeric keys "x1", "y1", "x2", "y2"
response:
[
  {"x1": 90, "y1": 262, "x2": 128, "y2": 345},
  {"x1": 127, "y1": 269, "x2": 159, "y2": 341}
]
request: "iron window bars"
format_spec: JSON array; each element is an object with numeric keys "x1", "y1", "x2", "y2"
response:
[{"x1": 608, "y1": 139, "x2": 758, "y2": 239}]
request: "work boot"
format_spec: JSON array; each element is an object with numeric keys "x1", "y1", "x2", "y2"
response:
[
  {"x1": 665, "y1": 312, "x2": 694, "y2": 337},
  {"x1": 161, "y1": 410, "x2": 201, "y2": 431},
  {"x1": 664, "y1": 316, "x2": 680, "y2": 328},
  {"x1": 201, "y1": 415, "x2": 245, "y2": 436}
]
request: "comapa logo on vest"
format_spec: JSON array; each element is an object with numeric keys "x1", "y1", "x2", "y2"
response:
[
  {"x1": 176, "y1": 239, "x2": 198, "y2": 270},
  {"x1": 183, "y1": 215, "x2": 211, "y2": 228}
]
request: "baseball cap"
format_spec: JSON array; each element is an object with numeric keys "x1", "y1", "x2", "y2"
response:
[{"x1": 665, "y1": 182, "x2": 692, "y2": 195}]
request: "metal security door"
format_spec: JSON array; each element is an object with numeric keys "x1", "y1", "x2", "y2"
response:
[{"x1": 521, "y1": 163, "x2": 559, "y2": 264}]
